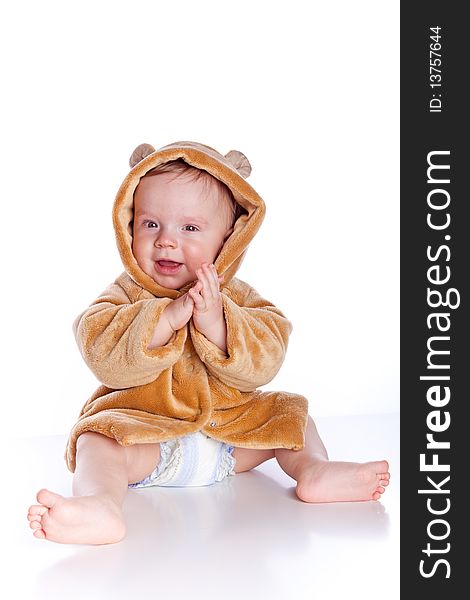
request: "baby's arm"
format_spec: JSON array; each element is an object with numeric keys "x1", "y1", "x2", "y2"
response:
[{"x1": 74, "y1": 276, "x2": 187, "y2": 389}]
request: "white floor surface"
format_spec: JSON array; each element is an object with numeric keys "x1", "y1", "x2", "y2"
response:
[{"x1": 5, "y1": 413, "x2": 399, "y2": 600}]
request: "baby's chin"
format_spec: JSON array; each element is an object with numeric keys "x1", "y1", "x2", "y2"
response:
[{"x1": 146, "y1": 269, "x2": 195, "y2": 291}]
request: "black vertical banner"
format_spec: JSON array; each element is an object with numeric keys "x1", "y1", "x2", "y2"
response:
[{"x1": 401, "y1": 2, "x2": 467, "y2": 596}]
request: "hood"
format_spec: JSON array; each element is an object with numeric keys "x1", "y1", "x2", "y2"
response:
[{"x1": 112, "y1": 140, "x2": 266, "y2": 299}]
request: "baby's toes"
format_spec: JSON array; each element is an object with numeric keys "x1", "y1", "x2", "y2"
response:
[
  {"x1": 28, "y1": 504, "x2": 47, "y2": 518},
  {"x1": 28, "y1": 505, "x2": 46, "y2": 526},
  {"x1": 33, "y1": 528, "x2": 46, "y2": 539},
  {"x1": 28, "y1": 514, "x2": 42, "y2": 527},
  {"x1": 27, "y1": 503, "x2": 49, "y2": 537},
  {"x1": 379, "y1": 478, "x2": 389, "y2": 487}
]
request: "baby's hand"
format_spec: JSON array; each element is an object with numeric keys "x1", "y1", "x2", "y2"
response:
[
  {"x1": 190, "y1": 263, "x2": 223, "y2": 324},
  {"x1": 163, "y1": 291, "x2": 195, "y2": 333},
  {"x1": 148, "y1": 292, "x2": 194, "y2": 349},
  {"x1": 189, "y1": 264, "x2": 227, "y2": 351}
]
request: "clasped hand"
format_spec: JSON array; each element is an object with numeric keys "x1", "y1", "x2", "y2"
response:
[{"x1": 163, "y1": 263, "x2": 225, "y2": 342}]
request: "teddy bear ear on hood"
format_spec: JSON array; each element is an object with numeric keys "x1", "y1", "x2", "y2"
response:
[
  {"x1": 129, "y1": 142, "x2": 252, "y2": 179},
  {"x1": 129, "y1": 143, "x2": 156, "y2": 168},
  {"x1": 224, "y1": 150, "x2": 252, "y2": 179}
]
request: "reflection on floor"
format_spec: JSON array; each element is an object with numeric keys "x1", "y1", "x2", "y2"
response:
[{"x1": 7, "y1": 413, "x2": 399, "y2": 600}]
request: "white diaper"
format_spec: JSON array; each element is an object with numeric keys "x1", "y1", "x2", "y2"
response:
[{"x1": 129, "y1": 432, "x2": 236, "y2": 488}]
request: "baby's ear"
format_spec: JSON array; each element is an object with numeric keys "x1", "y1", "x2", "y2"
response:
[
  {"x1": 224, "y1": 150, "x2": 252, "y2": 179},
  {"x1": 129, "y1": 143, "x2": 156, "y2": 168}
]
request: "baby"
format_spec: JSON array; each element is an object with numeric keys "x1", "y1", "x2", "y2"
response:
[{"x1": 27, "y1": 141, "x2": 390, "y2": 545}]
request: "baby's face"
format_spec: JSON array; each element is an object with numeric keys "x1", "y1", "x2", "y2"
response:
[{"x1": 132, "y1": 173, "x2": 233, "y2": 289}]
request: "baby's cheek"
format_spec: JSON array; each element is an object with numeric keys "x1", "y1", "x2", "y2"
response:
[{"x1": 185, "y1": 245, "x2": 208, "y2": 272}]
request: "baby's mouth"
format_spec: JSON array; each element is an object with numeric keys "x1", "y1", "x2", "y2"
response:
[
  {"x1": 155, "y1": 260, "x2": 183, "y2": 274},
  {"x1": 157, "y1": 260, "x2": 181, "y2": 267}
]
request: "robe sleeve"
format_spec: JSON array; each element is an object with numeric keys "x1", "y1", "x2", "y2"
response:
[
  {"x1": 189, "y1": 279, "x2": 292, "y2": 392},
  {"x1": 73, "y1": 280, "x2": 186, "y2": 389}
]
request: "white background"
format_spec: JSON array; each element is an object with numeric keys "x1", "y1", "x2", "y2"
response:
[{"x1": 1, "y1": 1, "x2": 399, "y2": 437}]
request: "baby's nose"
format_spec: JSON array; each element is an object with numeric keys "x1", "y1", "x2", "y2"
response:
[{"x1": 155, "y1": 235, "x2": 177, "y2": 248}]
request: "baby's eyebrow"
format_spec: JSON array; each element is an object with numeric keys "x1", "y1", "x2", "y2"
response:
[{"x1": 181, "y1": 216, "x2": 208, "y2": 225}]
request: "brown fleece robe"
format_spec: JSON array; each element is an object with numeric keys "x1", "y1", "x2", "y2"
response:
[{"x1": 65, "y1": 141, "x2": 308, "y2": 472}]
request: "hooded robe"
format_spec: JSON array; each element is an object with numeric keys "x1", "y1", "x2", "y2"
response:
[{"x1": 65, "y1": 141, "x2": 308, "y2": 472}]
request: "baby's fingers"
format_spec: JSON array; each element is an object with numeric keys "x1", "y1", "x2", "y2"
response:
[
  {"x1": 191, "y1": 281, "x2": 203, "y2": 293},
  {"x1": 198, "y1": 263, "x2": 220, "y2": 298},
  {"x1": 188, "y1": 285, "x2": 205, "y2": 308},
  {"x1": 207, "y1": 263, "x2": 220, "y2": 287},
  {"x1": 182, "y1": 291, "x2": 195, "y2": 308}
]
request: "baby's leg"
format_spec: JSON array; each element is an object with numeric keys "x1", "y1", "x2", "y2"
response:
[
  {"x1": 27, "y1": 432, "x2": 160, "y2": 545},
  {"x1": 231, "y1": 447, "x2": 275, "y2": 473},
  {"x1": 275, "y1": 416, "x2": 390, "y2": 503}
]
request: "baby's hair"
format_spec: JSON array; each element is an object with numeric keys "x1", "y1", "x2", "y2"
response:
[{"x1": 142, "y1": 159, "x2": 245, "y2": 227}]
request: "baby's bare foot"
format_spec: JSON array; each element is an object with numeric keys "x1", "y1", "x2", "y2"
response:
[
  {"x1": 296, "y1": 460, "x2": 390, "y2": 503},
  {"x1": 27, "y1": 489, "x2": 126, "y2": 545}
]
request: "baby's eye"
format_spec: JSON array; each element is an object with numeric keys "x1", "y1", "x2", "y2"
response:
[
  {"x1": 144, "y1": 220, "x2": 158, "y2": 228},
  {"x1": 183, "y1": 225, "x2": 199, "y2": 232}
]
